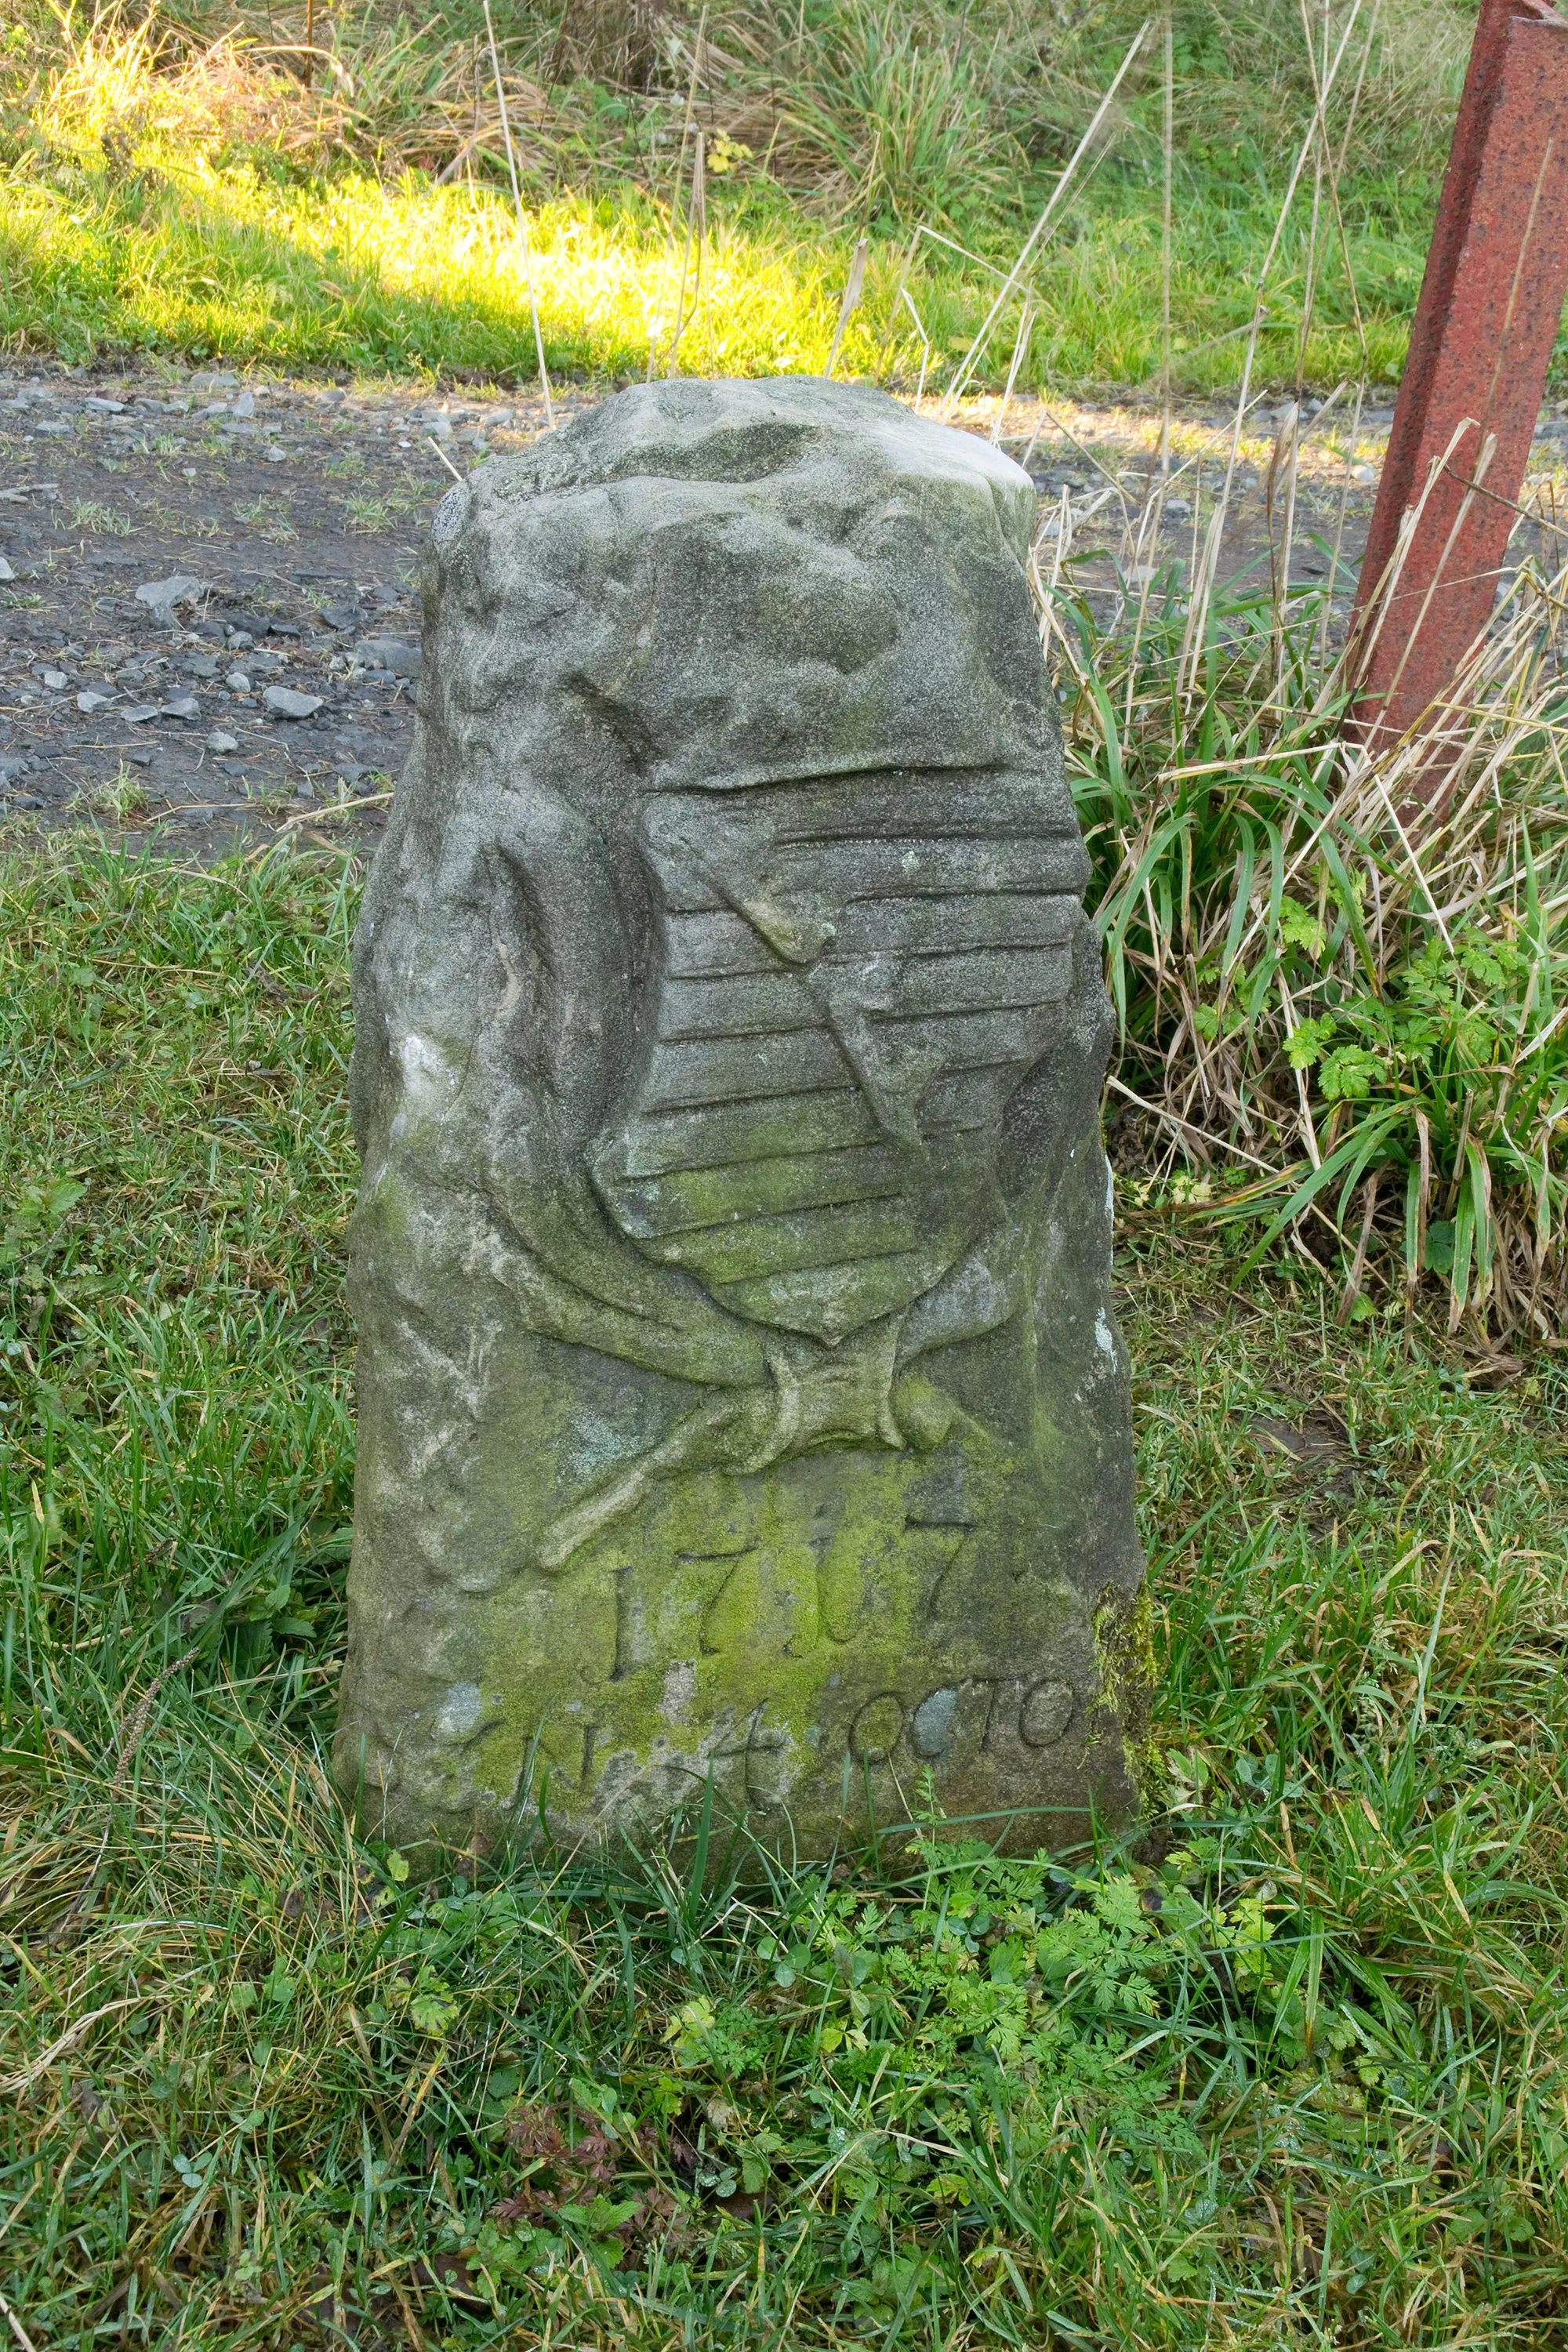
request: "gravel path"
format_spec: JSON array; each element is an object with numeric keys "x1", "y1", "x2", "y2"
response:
[
  {"x1": 4, "y1": 361, "x2": 1565, "y2": 860},
  {"x1": 0, "y1": 365, "x2": 572, "y2": 857}
]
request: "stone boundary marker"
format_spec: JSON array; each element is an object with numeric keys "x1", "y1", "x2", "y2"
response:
[{"x1": 334, "y1": 377, "x2": 1148, "y2": 1862}]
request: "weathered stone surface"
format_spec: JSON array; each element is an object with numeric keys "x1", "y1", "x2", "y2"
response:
[{"x1": 335, "y1": 377, "x2": 1146, "y2": 1860}]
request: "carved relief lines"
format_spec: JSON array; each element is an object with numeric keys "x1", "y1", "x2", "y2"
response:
[
  {"x1": 662, "y1": 950, "x2": 1073, "y2": 1044},
  {"x1": 763, "y1": 836, "x2": 1087, "y2": 905},
  {"x1": 664, "y1": 909, "x2": 793, "y2": 978},
  {"x1": 597, "y1": 773, "x2": 1088, "y2": 1345},
  {"x1": 630, "y1": 1200, "x2": 929, "y2": 1290},
  {"x1": 836, "y1": 890, "x2": 1076, "y2": 957},
  {"x1": 695, "y1": 1536, "x2": 835, "y2": 1662},
  {"x1": 902, "y1": 1513, "x2": 977, "y2": 1629},
  {"x1": 604, "y1": 878, "x2": 951, "y2": 1345},
  {"x1": 767, "y1": 773, "x2": 1086, "y2": 850},
  {"x1": 710, "y1": 1704, "x2": 789, "y2": 1808},
  {"x1": 661, "y1": 893, "x2": 1075, "y2": 973},
  {"x1": 810, "y1": 891, "x2": 1075, "y2": 1138},
  {"x1": 760, "y1": 779, "x2": 1082, "y2": 1150},
  {"x1": 837, "y1": 946, "x2": 1073, "y2": 1020},
  {"x1": 805, "y1": 1523, "x2": 862, "y2": 1649},
  {"x1": 615, "y1": 1142, "x2": 906, "y2": 1238},
  {"x1": 608, "y1": 1562, "x2": 638, "y2": 1682},
  {"x1": 608, "y1": 1522, "x2": 761, "y2": 1675},
  {"x1": 615, "y1": 909, "x2": 1081, "y2": 1175},
  {"x1": 639, "y1": 1027, "x2": 849, "y2": 1109},
  {"x1": 691, "y1": 1544, "x2": 760, "y2": 1657},
  {"x1": 614, "y1": 1090, "x2": 883, "y2": 1178},
  {"x1": 614, "y1": 841, "x2": 873, "y2": 1209}
]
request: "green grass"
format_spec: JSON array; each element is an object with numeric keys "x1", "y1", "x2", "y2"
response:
[
  {"x1": 0, "y1": 0, "x2": 1545, "y2": 392},
  {"x1": 1, "y1": 158, "x2": 1432, "y2": 392},
  {"x1": 4, "y1": 844, "x2": 1568, "y2": 2345}
]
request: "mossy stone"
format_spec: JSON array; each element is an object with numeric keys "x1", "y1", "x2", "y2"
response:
[{"x1": 334, "y1": 379, "x2": 1146, "y2": 1860}]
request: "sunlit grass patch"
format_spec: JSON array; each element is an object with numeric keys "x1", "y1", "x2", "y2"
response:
[
  {"x1": 1, "y1": 143, "x2": 1425, "y2": 391},
  {"x1": 2, "y1": 0, "x2": 1557, "y2": 394},
  {"x1": 0, "y1": 159, "x2": 873, "y2": 380},
  {"x1": 343, "y1": 485, "x2": 416, "y2": 529}
]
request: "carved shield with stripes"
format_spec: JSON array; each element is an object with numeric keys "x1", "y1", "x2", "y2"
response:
[{"x1": 589, "y1": 768, "x2": 1090, "y2": 1349}]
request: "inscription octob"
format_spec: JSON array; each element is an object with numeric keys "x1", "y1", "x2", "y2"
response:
[{"x1": 335, "y1": 378, "x2": 1148, "y2": 1862}]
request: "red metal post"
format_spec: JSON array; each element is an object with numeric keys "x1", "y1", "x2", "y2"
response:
[{"x1": 1350, "y1": 0, "x2": 1568, "y2": 768}]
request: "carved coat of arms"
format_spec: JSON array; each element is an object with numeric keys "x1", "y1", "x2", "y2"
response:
[
  {"x1": 592, "y1": 770, "x2": 1087, "y2": 1349},
  {"x1": 349, "y1": 379, "x2": 1108, "y2": 1573}
]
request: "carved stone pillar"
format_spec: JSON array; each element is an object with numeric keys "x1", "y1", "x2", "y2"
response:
[{"x1": 335, "y1": 379, "x2": 1146, "y2": 1859}]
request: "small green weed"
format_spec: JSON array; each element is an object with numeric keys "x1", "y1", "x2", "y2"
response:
[
  {"x1": 71, "y1": 763, "x2": 150, "y2": 821},
  {"x1": 231, "y1": 495, "x2": 297, "y2": 539},
  {"x1": 68, "y1": 496, "x2": 132, "y2": 534},
  {"x1": 343, "y1": 487, "x2": 416, "y2": 530}
]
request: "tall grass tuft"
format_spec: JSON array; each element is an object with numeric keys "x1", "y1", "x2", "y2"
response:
[
  {"x1": 1043, "y1": 517, "x2": 1568, "y2": 1339},
  {"x1": 768, "y1": 0, "x2": 1027, "y2": 230}
]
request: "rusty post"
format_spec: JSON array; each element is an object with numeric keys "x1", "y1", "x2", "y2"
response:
[{"x1": 1349, "y1": 0, "x2": 1568, "y2": 772}]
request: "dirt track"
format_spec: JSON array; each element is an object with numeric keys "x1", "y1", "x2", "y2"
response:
[
  {"x1": 3, "y1": 361, "x2": 1564, "y2": 861},
  {"x1": 0, "y1": 366, "x2": 593, "y2": 858}
]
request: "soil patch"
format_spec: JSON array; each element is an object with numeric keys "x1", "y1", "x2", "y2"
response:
[
  {"x1": 0, "y1": 366, "x2": 572, "y2": 857},
  {"x1": 5, "y1": 365, "x2": 1565, "y2": 860}
]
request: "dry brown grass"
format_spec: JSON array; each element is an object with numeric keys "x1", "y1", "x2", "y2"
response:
[
  {"x1": 34, "y1": 14, "x2": 339, "y2": 163},
  {"x1": 18, "y1": 0, "x2": 1475, "y2": 220},
  {"x1": 25, "y1": 5, "x2": 578, "y2": 181}
]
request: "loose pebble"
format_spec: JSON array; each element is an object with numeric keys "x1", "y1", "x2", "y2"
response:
[
  {"x1": 136, "y1": 572, "x2": 206, "y2": 619},
  {"x1": 263, "y1": 686, "x2": 325, "y2": 719},
  {"x1": 355, "y1": 635, "x2": 422, "y2": 677}
]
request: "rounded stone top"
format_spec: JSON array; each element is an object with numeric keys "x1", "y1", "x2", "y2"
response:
[
  {"x1": 420, "y1": 377, "x2": 1056, "y2": 800},
  {"x1": 434, "y1": 376, "x2": 1036, "y2": 551}
]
